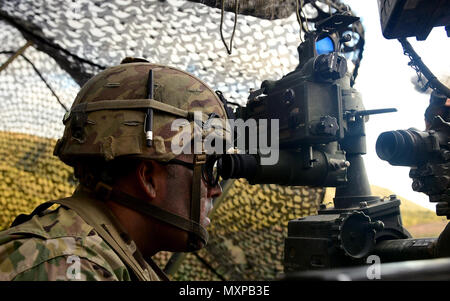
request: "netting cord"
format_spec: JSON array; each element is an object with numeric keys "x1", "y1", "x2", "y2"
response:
[
  {"x1": 20, "y1": 54, "x2": 69, "y2": 112},
  {"x1": 295, "y1": 0, "x2": 304, "y2": 42},
  {"x1": 192, "y1": 252, "x2": 226, "y2": 281},
  {"x1": 0, "y1": 12, "x2": 106, "y2": 71},
  {"x1": 162, "y1": 251, "x2": 226, "y2": 281},
  {"x1": 399, "y1": 37, "x2": 450, "y2": 98},
  {"x1": 0, "y1": 48, "x2": 69, "y2": 112},
  {"x1": 0, "y1": 41, "x2": 32, "y2": 73},
  {"x1": 295, "y1": 0, "x2": 303, "y2": 42},
  {"x1": 220, "y1": 0, "x2": 239, "y2": 55},
  {"x1": 296, "y1": 0, "x2": 310, "y2": 36}
]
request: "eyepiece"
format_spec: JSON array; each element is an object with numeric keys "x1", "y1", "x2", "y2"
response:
[
  {"x1": 218, "y1": 150, "x2": 348, "y2": 186},
  {"x1": 376, "y1": 129, "x2": 430, "y2": 166},
  {"x1": 376, "y1": 131, "x2": 406, "y2": 162},
  {"x1": 218, "y1": 154, "x2": 258, "y2": 181}
]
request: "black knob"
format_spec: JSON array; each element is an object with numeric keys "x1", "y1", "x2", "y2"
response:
[{"x1": 314, "y1": 53, "x2": 347, "y2": 81}]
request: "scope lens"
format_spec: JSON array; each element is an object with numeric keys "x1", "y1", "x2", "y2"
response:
[{"x1": 315, "y1": 36, "x2": 335, "y2": 55}]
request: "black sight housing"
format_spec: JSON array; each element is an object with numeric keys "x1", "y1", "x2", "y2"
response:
[
  {"x1": 217, "y1": 14, "x2": 394, "y2": 189},
  {"x1": 376, "y1": 129, "x2": 436, "y2": 166},
  {"x1": 215, "y1": 14, "x2": 412, "y2": 273}
]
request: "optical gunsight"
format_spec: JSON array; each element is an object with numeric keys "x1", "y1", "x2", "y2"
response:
[{"x1": 213, "y1": 14, "x2": 411, "y2": 272}]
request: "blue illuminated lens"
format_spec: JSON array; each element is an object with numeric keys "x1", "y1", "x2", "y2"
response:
[{"x1": 315, "y1": 36, "x2": 334, "y2": 55}]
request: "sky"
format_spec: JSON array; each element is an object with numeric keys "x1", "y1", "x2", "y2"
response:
[{"x1": 343, "y1": 0, "x2": 450, "y2": 210}]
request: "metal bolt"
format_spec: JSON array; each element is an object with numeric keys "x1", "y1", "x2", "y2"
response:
[
  {"x1": 441, "y1": 150, "x2": 450, "y2": 161},
  {"x1": 284, "y1": 89, "x2": 295, "y2": 104},
  {"x1": 340, "y1": 34, "x2": 352, "y2": 43},
  {"x1": 370, "y1": 220, "x2": 385, "y2": 231},
  {"x1": 359, "y1": 201, "x2": 368, "y2": 208},
  {"x1": 341, "y1": 161, "x2": 351, "y2": 168}
]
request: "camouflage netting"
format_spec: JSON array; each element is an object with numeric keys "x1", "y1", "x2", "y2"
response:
[{"x1": 0, "y1": 0, "x2": 363, "y2": 280}]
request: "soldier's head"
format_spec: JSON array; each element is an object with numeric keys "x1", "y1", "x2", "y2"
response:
[{"x1": 54, "y1": 58, "x2": 229, "y2": 254}]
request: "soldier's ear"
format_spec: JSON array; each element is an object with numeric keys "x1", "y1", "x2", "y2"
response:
[{"x1": 136, "y1": 161, "x2": 157, "y2": 200}]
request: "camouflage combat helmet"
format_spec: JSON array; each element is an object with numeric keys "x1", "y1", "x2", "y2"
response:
[
  {"x1": 54, "y1": 58, "x2": 229, "y2": 251},
  {"x1": 55, "y1": 60, "x2": 227, "y2": 164}
]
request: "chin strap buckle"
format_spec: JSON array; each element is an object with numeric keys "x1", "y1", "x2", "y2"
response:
[{"x1": 194, "y1": 154, "x2": 207, "y2": 165}]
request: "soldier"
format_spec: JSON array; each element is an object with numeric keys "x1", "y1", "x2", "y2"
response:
[{"x1": 0, "y1": 58, "x2": 228, "y2": 280}]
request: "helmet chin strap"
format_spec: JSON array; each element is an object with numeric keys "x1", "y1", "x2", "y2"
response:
[
  {"x1": 187, "y1": 154, "x2": 207, "y2": 251},
  {"x1": 93, "y1": 154, "x2": 208, "y2": 252}
]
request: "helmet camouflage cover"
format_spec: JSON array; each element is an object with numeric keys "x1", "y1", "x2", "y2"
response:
[{"x1": 54, "y1": 61, "x2": 228, "y2": 165}]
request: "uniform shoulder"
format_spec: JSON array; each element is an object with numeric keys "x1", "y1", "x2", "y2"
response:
[
  {"x1": 0, "y1": 206, "x2": 130, "y2": 281},
  {"x1": 10, "y1": 254, "x2": 131, "y2": 281},
  {"x1": 2, "y1": 205, "x2": 93, "y2": 240}
]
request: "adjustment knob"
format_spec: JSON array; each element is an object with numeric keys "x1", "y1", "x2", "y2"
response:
[{"x1": 331, "y1": 211, "x2": 384, "y2": 258}]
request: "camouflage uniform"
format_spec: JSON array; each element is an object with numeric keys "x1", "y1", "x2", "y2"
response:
[{"x1": 0, "y1": 186, "x2": 165, "y2": 281}]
